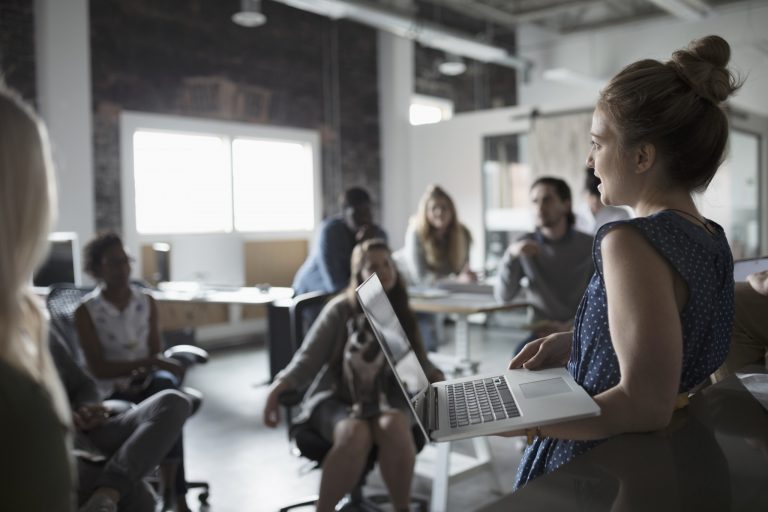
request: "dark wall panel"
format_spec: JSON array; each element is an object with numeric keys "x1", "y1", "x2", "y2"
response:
[{"x1": 0, "y1": 0, "x2": 37, "y2": 105}]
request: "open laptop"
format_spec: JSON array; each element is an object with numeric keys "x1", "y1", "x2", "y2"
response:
[{"x1": 356, "y1": 273, "x2": 600, "y2": 443}]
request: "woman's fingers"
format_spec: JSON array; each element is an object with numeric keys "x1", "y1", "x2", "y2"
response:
[{"x1": 509, "y1": 341, "x2": 540, "y2": 369}]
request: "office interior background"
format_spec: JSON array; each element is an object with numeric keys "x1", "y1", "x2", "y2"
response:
[{"x1": 2, "y1": 0, "x2": 768, "y2": 510}]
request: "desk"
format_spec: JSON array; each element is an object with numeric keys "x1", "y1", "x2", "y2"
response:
[
  {"x1": 151, "y1": 284, "x2": 294, "y2": 339},
  {"x1": 408, "y1": 291, "x2": 529, "y2": 512},
  {"x1": 478, "y1": 366, "x2": 768, "y2": 512},
  {"x1": 409, "y1": 292, "x2": 529, "y2": 373}
]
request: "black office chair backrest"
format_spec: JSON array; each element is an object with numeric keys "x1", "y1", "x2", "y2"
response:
[
  {"x1": 290, "y1": 290, "x2": 333, "y2": 351},
  {"x1": 46, "y1": 284, "x2": 93, "y2": 365}
]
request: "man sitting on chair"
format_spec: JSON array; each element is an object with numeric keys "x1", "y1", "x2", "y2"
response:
[{"x1": 49, "y1": 331, "x2": 191, "y2": 512}]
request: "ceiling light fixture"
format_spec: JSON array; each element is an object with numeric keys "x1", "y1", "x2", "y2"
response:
[
  {"x1": 232, "y1": 0, "x2": 267, "y2": 28},
  {"x1": 438, "y1": 53, "x2": 467, "y2": 76}
]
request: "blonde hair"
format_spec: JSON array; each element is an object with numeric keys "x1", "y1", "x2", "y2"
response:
[
  {"x1": 413, "y1": 185, "x2": 470, "y2": 274},
  {"x1": 0, "y1": 87, "x2": 69, "y2": 423}
]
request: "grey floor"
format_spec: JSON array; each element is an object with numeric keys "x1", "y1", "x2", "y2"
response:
[{"x1": 181, "y1": 312, "x2": 530, "y2": 512}]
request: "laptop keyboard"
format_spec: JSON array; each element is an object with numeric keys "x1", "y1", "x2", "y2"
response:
[{"x1": 447, "y1": 376, "x2": 520, "y2": 428}]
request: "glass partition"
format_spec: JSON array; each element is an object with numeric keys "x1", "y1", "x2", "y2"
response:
[
  {"x1": 482, "y1": 133, "x2": 531, "y2": 275},
  {"x1": 698, "y1": 128, "x2": 762, "y2": 259}
]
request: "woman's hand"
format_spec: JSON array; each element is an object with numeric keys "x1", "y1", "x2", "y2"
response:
[
  {"x1": 457, "y1": 263, "x2": 478, "y2": 284},
  {"x1": 263, "y1": 379, "x2": 290, "y2": 428},
  {"x1": 509, "y1": 331, "x2": 572, "y2": 370},
  {"x1": 532, "y1": 320, "x2": 572, "y2": 338},
  {"x1": 73, "y1": 404, "x2": 110, "y2": 431},
  {"x1": 428, "y1": 368, "x2": 446, "y2": 383}
]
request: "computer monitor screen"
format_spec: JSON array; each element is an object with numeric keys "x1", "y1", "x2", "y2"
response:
[{"x1": 33, "y1": 232, "x2": 82, "y2": 287}]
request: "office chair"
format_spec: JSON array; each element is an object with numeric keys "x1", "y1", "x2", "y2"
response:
[
  {"x1": 274, "y1": 291, "x2": 429, "y2": 512},
  {"x1": 45, "y1": 283, "x2": 212, "y2": 506}
]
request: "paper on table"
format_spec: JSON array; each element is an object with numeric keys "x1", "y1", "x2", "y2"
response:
[{"x1": 736, "y1": 373, "x2": 768, "y2": 411}]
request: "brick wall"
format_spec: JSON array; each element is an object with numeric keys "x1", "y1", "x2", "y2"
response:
[
  {"x1": 90, "y1": 0, "x2": 381, "y2": 230},
  {"x1": 0, "y1": 0, "x2": 517, "y2": 232},
  {"x1": 0, "y1": 0, "x2": 37, "y2": 105}
]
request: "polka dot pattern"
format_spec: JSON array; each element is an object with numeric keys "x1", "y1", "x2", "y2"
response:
[{"x1": 514, "y1": 211, "x2": 735, "y2": 489}]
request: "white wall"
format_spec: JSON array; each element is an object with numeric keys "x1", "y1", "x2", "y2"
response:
[
  {"x1": 518, "y1": 2, "x2": 768, "y2": 116},
  {"x1": 408, "y1": 107, "x2": 531, "y2": 269},
  {"x1": 34, "y1": 0, "x2": 94, "y2": 259}
]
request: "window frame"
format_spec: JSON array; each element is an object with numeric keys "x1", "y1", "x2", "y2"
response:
[{"x1": 120, "y1": 111, "x2": 322, "y2": 277}]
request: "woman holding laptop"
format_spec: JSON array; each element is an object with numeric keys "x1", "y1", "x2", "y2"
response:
[{"x1": 509, "y1": 35, "x2": 740, "y2": 488}]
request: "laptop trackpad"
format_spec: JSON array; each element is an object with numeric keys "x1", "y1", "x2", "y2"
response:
[{"x1": 519, "y1": 377, "x2": 571, "y2": 399}]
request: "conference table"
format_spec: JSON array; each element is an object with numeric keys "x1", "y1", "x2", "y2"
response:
[
  {"x1": 149, "y1": 282, "x2": 293, "y2": 327},
  {"x1": 407, "y1": 284, "x2": 531, "y2": 512},
  {"x1": 477, "y1": 365, "x2": 768, "y2": 512},
  {"x1": 408, "y1": 284, "x2": 530, "y2": 374}
]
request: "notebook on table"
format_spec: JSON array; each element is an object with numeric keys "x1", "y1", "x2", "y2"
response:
[{"x1": 356, "y1": 273, "x2": 600, "y2": 442}]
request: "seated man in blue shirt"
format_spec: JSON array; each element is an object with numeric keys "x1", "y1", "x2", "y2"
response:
[{"x1": 293, "y1": 187, "x2": 387, "y2": 295}]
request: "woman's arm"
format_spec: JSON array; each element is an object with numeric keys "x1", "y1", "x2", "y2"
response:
[
  {"x1": 403, "y1": 224, "x2": 435, "y2": 285},
  {"x1": 264, "y1": 299, "x2": 348, "y2": 425},
  {"x1": 74, "y1": 304, "x2": 155, "y2": 379},
  {"x1": 515, "y1": 226, "x2": 685, "y2": 440},
  {"x1": 274, "y1": 298, "x2": 346, "y2": 390}
]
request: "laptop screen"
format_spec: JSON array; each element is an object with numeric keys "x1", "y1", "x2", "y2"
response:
[{"x1": 356, "y1": 273, "x2": 430, "y2": 399}]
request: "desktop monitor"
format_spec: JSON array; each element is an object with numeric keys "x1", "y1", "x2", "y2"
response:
[{"x1": 33, "y1": 232, "x2": 83, "y2": 287}]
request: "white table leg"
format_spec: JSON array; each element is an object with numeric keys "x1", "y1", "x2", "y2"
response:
[
  {"x1": 472, "y1": 436, "x2": 505, "y2": 494},
  {"x1": 454, "y1": 315, "x2": 470, "y2": 368},
  {"x1": 431, "y1": 441, "x2": 451, "y2": 512}
]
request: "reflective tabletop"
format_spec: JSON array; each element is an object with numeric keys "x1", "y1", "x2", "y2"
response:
[{"x1": 479, "y1": 366, "x2": 768, "y2": 511}]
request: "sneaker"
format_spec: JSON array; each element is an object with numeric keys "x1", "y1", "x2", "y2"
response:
[{"x1": 79, "y1": 493, "x2": 118, "y2": 512}]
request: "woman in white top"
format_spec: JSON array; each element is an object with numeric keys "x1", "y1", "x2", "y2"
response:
[
  {"x1": 75, "y1": 232, "x2": 184, "y2": 399},
  {"x1": 402, "y1": 185, "x2": 476, "y2": 350},
  {"x1": 75, "y1": 232, "x2": 191, "y2": 512},
  {"x1": 403, "y1": 185, "x2": 475, "y2": 286}
]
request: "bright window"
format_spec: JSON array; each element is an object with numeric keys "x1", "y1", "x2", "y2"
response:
[
  {"x1": 124, "y1": 114, "x2": 319, "y2": 235},
  {"x1": 410, "y1": 94, "x2": 454, "y2": 126},
  {"x1": 232, "y1": 139, "x2": 315, "y2": 232},
  {"x1": 133, "y1": 131, "x2": 232, "y2": 234}
]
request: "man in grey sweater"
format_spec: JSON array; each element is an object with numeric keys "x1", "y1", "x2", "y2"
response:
[{"x1": 494, "y1": 177, "x2": 594, "y2": 351}]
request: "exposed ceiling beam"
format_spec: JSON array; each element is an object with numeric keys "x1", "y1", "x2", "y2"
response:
[
  {"x1": 646, "y1": 0, "x2": 711, "y2": 20},
  {"x1": 401, "y1": 0, "x2": 606, "y2": 29}
]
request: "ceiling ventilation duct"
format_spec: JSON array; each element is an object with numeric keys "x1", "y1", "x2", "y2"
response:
[{"x1": 272, "y1": 0, "x2": 531, "y2": 72}]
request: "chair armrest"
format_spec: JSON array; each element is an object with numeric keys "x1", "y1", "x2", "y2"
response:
[
  {"x1": 102, "y1": 399, "x2": 135, "y2": 415},
  {"x1": 163, "y1": 344, "x2": 210, "y2": 366}
]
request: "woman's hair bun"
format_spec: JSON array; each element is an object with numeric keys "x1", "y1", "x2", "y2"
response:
[{"x1": 668, "y1": 35, "x2": 741, "y2": 104}]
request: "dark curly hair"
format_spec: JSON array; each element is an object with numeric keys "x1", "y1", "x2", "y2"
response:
[{"x1": 83, "y1": 231, "x2": 124, "y2": 277}]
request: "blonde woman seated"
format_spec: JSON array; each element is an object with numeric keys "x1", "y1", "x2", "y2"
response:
[
  {"x1": 263, "y1": 239, "x2": 443, "y2": 512},
  {"x1": 402, "y1": 185, "x2": 475, "y2": 350},
  {"x1": 403, "y1": 185, "x2": 475, "y2": 287}
]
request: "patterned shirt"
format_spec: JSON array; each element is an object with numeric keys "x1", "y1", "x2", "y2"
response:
[
  {"x1": 515, "y1": 211, "x2": 734, "y2": 488},
  {"x1": 81, "y1": 284, "x2": 151, "y2": 398}
]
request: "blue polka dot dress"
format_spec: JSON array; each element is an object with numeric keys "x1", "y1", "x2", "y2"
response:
[{"x1": 514, "y1": 210, "x2": 735, "y2": 489}]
